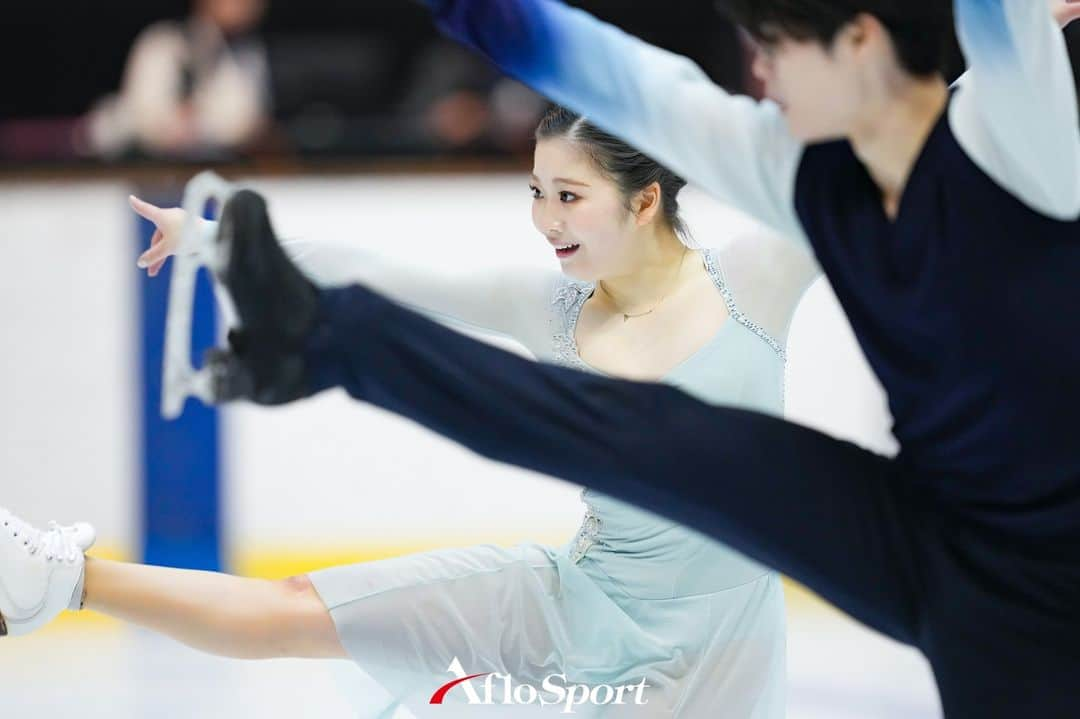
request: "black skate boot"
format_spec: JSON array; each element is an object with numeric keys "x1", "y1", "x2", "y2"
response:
[{"x1": 207, "y1": 189, "x2": 320, "y2": 405}]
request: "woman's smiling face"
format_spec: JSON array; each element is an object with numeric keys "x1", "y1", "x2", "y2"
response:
[{"x1": 530, "y1": 137, "x2": 641, "y2": 282}]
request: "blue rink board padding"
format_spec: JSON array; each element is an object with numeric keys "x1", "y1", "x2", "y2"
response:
[{"x1": 135, "y1": 200, "x2": 221, "y2": 571}]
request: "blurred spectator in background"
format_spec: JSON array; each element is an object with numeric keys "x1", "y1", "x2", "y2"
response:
[
  {"x1": 81, "y1": 0, "x2": 271, "y2": 159},
  {"x1": 397, "y1": 39, "x2": 547, "y2": 154},
  {"x1": 0, "y1": 0, "x2": 1071, "y2": 168}
]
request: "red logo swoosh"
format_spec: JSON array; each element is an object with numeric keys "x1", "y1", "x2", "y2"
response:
[{"x1": 429, "y1": 672, "x2": 493, "y2": 704}]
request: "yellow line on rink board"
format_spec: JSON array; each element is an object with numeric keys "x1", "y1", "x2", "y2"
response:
[
  {"x1": 46, "y1": 540, "x2": 840, "y2": 635},
  {"x1": 228, "y1": 542, "x2": 840, "y2": 615}
]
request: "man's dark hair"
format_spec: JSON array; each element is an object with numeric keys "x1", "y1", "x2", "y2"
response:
[{"x1": 718, "y1": 0, "x2": 956, "y2": 77}]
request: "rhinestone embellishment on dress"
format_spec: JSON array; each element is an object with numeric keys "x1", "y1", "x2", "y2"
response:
[{"x1": 568, "y1": 493, "x2": 603, "y2": 564}]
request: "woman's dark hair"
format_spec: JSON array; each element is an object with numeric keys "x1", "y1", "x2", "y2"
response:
[
  {"x1": 535, "y1": 106, "x2": 690, "y2": 242},
  {"x1": 718, "y1": 0, "x2": 957, "y2": 77}
]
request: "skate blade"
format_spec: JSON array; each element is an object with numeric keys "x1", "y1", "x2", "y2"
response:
[{"x1": 161, "y1": 170, "x2": 241, "y2": 420}]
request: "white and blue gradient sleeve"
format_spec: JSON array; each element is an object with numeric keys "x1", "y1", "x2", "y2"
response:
[
  {"x1": 951, "y1": 0, "x2": 1080, "y2": 220},
  {"x1": 426, "y1": 0, "x2": 809, "y2": 243}
]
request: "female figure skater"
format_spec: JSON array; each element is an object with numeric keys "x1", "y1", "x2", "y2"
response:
[
  {"x1": 0, "y1": 107, "x2": 816, "y2": 717},
  {"x1": 67, "y1": 2, "x2": 1077, "y2": 717}
]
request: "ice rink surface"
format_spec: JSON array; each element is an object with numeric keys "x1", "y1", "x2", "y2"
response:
[{"x1": 2, "y1": 593, "x2": 940, "y2": 719}]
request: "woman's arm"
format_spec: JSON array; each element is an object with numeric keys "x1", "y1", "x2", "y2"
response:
[
  {"x1": 130, "y1": 195, "x2": 560, "y2": 356},
  {"x1": 281, "y1": 237, "x2": 559, "y2": 354}
]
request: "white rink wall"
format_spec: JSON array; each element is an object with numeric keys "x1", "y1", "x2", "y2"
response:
[{"x1": 0, "y1": 181, "x2": 138, "y2": 552}]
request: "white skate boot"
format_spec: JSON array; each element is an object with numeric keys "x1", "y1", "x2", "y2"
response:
[{"x1": 0, "y1": 507, "x2": 96, "y2": 637}]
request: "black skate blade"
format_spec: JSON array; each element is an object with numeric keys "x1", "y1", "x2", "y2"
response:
[{"x1": 0, "y1": 611, "x2": 7, "y2": 636}]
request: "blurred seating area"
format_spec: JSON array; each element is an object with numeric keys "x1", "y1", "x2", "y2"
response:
[{"x1": 0, "y1": 0, "x2": 750, "y2": 169}]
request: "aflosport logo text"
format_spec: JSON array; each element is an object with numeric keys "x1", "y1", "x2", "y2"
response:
[{"x1": 429, "y1": 658, "x2": 651, "y2": 713}]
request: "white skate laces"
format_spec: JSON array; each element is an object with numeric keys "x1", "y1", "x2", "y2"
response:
[
  {"x1": 0, "y1": 507, "x2": 97, "y2": 636},
  {"x1": 0, "y1": 512, "x2": 82, "y2": 564}
]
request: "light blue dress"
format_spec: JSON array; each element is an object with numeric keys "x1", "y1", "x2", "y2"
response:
[{"x1": 309, "y1": 248, "x2": 792, "y2": 718}]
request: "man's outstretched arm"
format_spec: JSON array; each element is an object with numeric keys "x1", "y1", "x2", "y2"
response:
[
  {"x1": 951, "y1": 0, "x2": 1080, "y2": 220},
  {"x1": 424, "y1": 0, "x2": 808, "y2": 242}
]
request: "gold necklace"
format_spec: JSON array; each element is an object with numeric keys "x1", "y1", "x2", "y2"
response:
[{"x1": 599, "y1": 248, "x2": 688, "y2": 323}]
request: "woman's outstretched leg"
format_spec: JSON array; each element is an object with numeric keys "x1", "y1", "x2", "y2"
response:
[
  {"x1": 0, "y1": 509, "x2": 343, "y2": 660},
  {"x1": 82, "y1": 558, "x2": 345, "y2": 659}
]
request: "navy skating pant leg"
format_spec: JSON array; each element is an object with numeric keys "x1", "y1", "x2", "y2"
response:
[{"x1": 304, "y1": 285, "x2": 1080, "y2": 718}]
